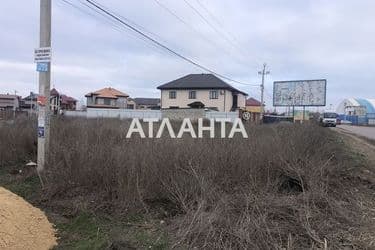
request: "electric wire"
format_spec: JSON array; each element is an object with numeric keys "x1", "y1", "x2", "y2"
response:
[{"x1": 84, "y1": 0, "x2": 259, "y2": 87}]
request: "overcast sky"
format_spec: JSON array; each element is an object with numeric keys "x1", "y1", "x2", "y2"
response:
[{"x1": 0, "y1": 0, "x2": 374, "y2": 109}]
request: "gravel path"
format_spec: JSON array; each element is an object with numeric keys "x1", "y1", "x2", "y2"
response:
[{"x1": 0, "y1": 187, "x2": 57, "y2": 250}]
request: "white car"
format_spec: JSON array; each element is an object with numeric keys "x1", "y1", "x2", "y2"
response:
[{"x1": 320, "y1": 112, "x2": 338, "y2": 127}]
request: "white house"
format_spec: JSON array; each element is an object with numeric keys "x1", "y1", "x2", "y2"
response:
[{"x1": 157, "y1": 74, "x2": 248, "y2": 112}]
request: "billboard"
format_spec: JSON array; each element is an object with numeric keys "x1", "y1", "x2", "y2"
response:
[{"x1": 273, "y1": 79, "x2": 326, "y2": 106}]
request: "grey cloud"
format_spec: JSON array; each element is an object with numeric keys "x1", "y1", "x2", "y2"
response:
[{"x1": 0, "y1": 0, "x2": 374, "y2": 109}]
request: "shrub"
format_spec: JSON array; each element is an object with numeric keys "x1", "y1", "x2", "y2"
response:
[
  {"x1": 43, "y1": 117, "x2": 369, "y2": 249},
  {"x1": 0, "y1": 117, "x2": 36, "y2": 166}
]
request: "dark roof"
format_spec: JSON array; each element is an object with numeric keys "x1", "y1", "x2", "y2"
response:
[
  {"x1": 23, "y1": 92, "x2": 39, "y2": 101},
  {"x1": 246, "y1": 97, "x2": 261, "y2": 106},
  {"x1": 61, "y1": 94, "x2": 77, "y2": 104},
  {"x1": 50, "y1": 88, "x2": 59, "y2": 96},
  {"x1": 157, "y1": 74, "x2": 248, "y2": 95},
  {"x1": 134, "y1": 98, "x2": 160, "y2": 106}
]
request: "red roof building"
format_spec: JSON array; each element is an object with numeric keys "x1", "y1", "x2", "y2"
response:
[{"x1": 85, "y1": 87, "x2": 129, "y2": 109}]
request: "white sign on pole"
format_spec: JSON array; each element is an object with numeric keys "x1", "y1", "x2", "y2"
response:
[
  {"x1": 34, "y1": 47, "x2": 51, "y2": 63},
  {"x1": 273, "y1": 79, "x2": 327, "y2": 106}
]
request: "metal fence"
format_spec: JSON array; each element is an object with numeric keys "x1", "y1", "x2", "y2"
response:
[
  {"x1": 338, "y1": 114, "x2": 373, "y2": 125},
  {"x1": 65, "y1": 109, "x2": 239, "y2": 122},
  {"x1": 64, "y1": 110, "x2": 86, "y2": 117},
  {"x1": 205, "y1": 111, "x2": 239, "y2": 122},
  {"x1": 87, "y1": 109, "x2": 162, "y2": 119}
]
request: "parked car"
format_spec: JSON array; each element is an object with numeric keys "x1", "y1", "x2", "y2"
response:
[{"x1": 319, "y1": 112, "x2": 338, "y2": 127}]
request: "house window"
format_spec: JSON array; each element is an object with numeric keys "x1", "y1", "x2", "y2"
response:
[
  {"x1": 104, "y1": 99, "x2": 111, "y2": 105},
  {"x1": 188, "y1": 91, "x2": 196, "y2": 99},
  {"x1": 209, "y1": 90, "x2": 218, "y2": 99},
  {"x1": 96, "y1": 98, "x2": 104, "y2": 105},
  {"x1": 169, "y1": 91, "x2": 176, "y2": 99}
]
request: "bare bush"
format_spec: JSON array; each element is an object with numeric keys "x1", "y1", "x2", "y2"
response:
[
  {"x1": 38, "y1": 117, "x2": 370, "y2": 249},
  {"x1": 0, "y1": 117, "x2": 36, "y2": 166}
]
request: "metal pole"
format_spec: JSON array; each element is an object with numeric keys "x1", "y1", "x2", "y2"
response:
[
  {"x1": 37, "y1": 0, "x2": 51, "y2": 172},
  {"x1": 303, "y1": 106, "x2": 305, "y2": 123},
  {"x1": 30, "y1": 92, "x2": 33, "y2": 115},
  {"x1": 292, "y1": 105, "x2": 295, "y2": 122},
  {"x1": 260, "y1": 69, "x2": 265, "y2": 119},
  {"x1": 258, "y1": 63, "x2": 270, "y2": 121},
  {"x1": 14, "y1": 90, "x2": 17, "y2": 119}
]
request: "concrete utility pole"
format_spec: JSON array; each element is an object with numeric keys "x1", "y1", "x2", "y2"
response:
[
  {"x1": 37, "y1": 0, "x2": 52, "y2": 173},
  {"x1": 14, "y1": 90, "x2": 18, "y2": 119},
  {"x1": 258, "y1": 63, "x2": 270, "y2": 120}
]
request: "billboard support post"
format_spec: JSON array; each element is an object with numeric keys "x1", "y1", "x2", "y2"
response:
[
  {"x1": 292, "y1": 105, "x2": 295, "y2": 122},
  {"x1": 303, "y1": 106, "x2": 306, "y2": 123}
]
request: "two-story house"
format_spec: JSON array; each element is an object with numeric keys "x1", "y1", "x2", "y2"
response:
[
  {"x1": 133, "y1": 98, "x2": 161, "y2": 110},
  {"x1": 0, "y1": 94, "x2": 20, "y2": 111},
  {"x1": 85, "y1": 87, "x2": 129, "y2": 109},
  {"x1": 50, "y1": 88, "x2": 77, "y2": 113},
  {"x1": 21, "y1": 89, "x2": 77, "y2": 114},
  {"x1": 157, "y1": 74, "x2": 248, "y2": 112}
]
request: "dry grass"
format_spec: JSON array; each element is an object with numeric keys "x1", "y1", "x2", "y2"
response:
[
  {"x1": 1, "y1": 117, "x2": 373, "y2": 249},
  {"x1": 42, "y1": 117, "x2": 373, "y2": 249},
  {"x1": 0, "y1": 117, "x2": 36, "y2": 166}
]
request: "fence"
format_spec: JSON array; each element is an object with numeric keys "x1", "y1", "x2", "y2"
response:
[
  {"x1": 65, "y1": 108, "x2": 239, "y2": 122},
  {"x1": 205, "y1": 111, "x2": 239, "y2": 122},
  {"x1": 64, "y1": 110, "x2": 87, "y2": 117},
  {"x1": 338, "y1": 114, "x2": 371, "y2": 125},
  {"x1": 87, "y1": 109, "x2": 162, "y2": 119}
]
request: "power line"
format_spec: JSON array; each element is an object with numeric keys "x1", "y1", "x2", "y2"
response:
[
  {"x1": 154, "y1": 0, "x2": 194, "y2": 32},
  {"x1": 153, "y1": 0, "x2": 256, "y2": 71},
  {"x1": 59, "y1": 0, "x2": 168, "y2": 55},
  {"x1": 182, "y1": 0, "x2": 239, "y2": 52},
  {"x1": 194, "y1": 0, "x2": 239, "y2": 44},
  {"x1": 84, "y1": 0, "x2": 259, "y2": 87},
  {"x1": 86, "y1": 0, "x2": 170, "y2": 45},
  {"x1": 195, "y1": 0, "x2": 223, "y2": 26},
  {"x1": 193, "y1": 0, "x2": 261, "y2": 67},
  {"x1": 152, "y1": 0, "x2": 222, "y2": 49}
]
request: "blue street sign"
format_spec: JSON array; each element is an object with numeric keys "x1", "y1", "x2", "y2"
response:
[
  {"x1": 38, "y1": 126, "x2": 45, "y2": 138},
  {"x1": 36, "y1": 62, "x2": 49, "y2": 72}
]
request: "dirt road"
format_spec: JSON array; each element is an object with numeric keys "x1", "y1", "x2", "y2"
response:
[
  {"x1": 334, "y1": 126, "x2": 375, "y2": 163},
  {"x1": 0, "y1": 187, "x2": 57, "y2": 250},
  {"x1": 337, "y1": 125, "x2": 375, "y2": 140}
]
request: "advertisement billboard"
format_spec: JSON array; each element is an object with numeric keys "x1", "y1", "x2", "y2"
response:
[{"x1": 273, "y1": 79, "x2": 326, "y2": 106}]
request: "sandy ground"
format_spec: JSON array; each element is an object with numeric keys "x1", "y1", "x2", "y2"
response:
[{"x1": 0, "y1": 187, "x2": 57, "y2": 250}]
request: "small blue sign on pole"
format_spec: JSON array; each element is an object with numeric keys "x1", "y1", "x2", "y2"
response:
[
  {"x1": 38, "y1": 126, "x2": 45, "y2": 138},
  {"x1": 36, "y1": 62, "x2": 49, "y2": 72}
]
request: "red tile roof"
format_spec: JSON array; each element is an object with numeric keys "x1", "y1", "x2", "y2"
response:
[
  {"x1": 85, "y1": 87, "x2": 129, "y2": 98},
  {"x1": 246, "y1": 97, "x2": 261, "y2": 106}
]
